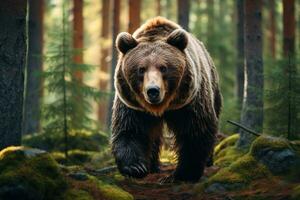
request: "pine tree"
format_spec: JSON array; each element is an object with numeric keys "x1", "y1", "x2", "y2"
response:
[{"x1": 42, "y1": 1, "x2": 101, "y2": 157}]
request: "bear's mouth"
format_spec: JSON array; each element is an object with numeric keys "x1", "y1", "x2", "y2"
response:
[{"x1": 145, "y1": 97, "x2": 163, "y2": 105}]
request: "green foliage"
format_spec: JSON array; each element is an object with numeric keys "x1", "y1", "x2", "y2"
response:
[
  {"x1": 43, "y1": 27, "x2": 100, "y2": 133},
  {"x1": 41, "y1": 1, "x2": 108, "y2": 156},
  {"x1": 264, "y1": 57, "x2": 300, "y2": 139}
]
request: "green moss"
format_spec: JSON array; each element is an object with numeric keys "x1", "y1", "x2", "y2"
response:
[
  {"x1": 213, "y1": 134, "x2": 246, "y2": 167},
  {"x1": 214, "y1": 134, "x2": 239, "y2": 156},
  {"x1": 113, "y1": 173, "x2": 125, "y2": 182},
  {"x1": 292, "y1": 185, "x2": 300, "y2": 200},
  {"x1": 23, "y1": 130, "x2": 108, "y2": 152},
  {"x1": 250, "y1": 136, "x2": 291, "y2": 156},
  {"x1": 88, "y1": 148, "x2": 115, "y2": 168},
  {"x1": 0, "y1": 146, "x2": 67, "y2": 199},
  {"x1": 199, "y1": 153, "x2": 271, "y2": 193},
  {"x1": 63, "y1": 189, "x2": 94, "y2": 200},
  {"x1": 89, "y1": 176, "x2": 133, "y2": 200}
]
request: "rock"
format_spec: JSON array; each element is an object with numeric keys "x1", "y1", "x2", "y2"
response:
[
  {"x1": 0, "y1": 146, "x2": 67, "y2": 200},
  {"x1": 205, "y1": 182, "x2": 245, "y2": 193},
  {"x1": 251, "y1": 136, "x2": 300, "y2": 175},
  {"x1": 69, "y1": 172, "x2": 89, "y2": 181}
]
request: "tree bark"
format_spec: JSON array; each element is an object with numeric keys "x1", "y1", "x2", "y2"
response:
[
  {"x1": 0, "y1": 1, "x2": 28, "y2": 150},
  {"x1": 177, "y1": 0, "x2": 190, "y2": 31},
  {"x1": 236, "y1": 0, "x2": 245, "y2": 107},
  {"x1": 238, "y1": 0, "x2": 263, "y2": 148},
  {"x1": 283, "y1": 0, "x2": 296, "y2": 138},
  {"x1": 108, "y1": 0, "x2": 120, "y2": 127},
  {"x1": 156, "y1": 0, "x2": 161, "y2": 16},
  {"x1": 128, "y1": 0, "x2": 141, "y2": 34},
  {"x1": 73, "y1": 0, "x2": 84, "y2": 81},
  {"x1": 283, "y1": 0, "x2": 295, "y2": 58},
  {"x1": 98, "y1": 0, "x2": 111, "y2": 129},
  {"x1": 23, "y1": 0, "x2": 44, "y2": 135},
  {"x1": 269, "y1": 0, "x2": 276, "y2": 59}
]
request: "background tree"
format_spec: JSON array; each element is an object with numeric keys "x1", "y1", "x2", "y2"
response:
[
  {"x1": 98, "y1": 0, "x2": 111, "y2": 130},
  {"x1": 73, "y1": 0, "x2": 84, "y2": 81},
  {"x1": 156, "y1": 0, "x2": 161, "y2": 16},
  {"x1": 238, "y1": 0, "x2": 263, "y2": 148},
  {"x1": 177, "y1": 0, "x2": 190, "y2": 31},
  {"x1": 236, "y1": 0, "x2": 245, "y2": 108},
  {"x1": 269, "y1": 0, "x2": 276, "y2": 59},
  {"x1": 283, "y1": 0, "x2": 297, "y2": 138},
  {"x1": 0, "y1": 1, "x2": 28, "y2": 150},
  {"x1": 43, "y1": 1, "x2": 100, "y2": 157},
  {"x1": 108, "y1": 0, "x2": 120, "y2": 126},
  {"x1": 128, "y1": 0, "x2": 141, "y2": 34},
  {"x1": 23, "y1": 0, "x2": 44, "y2": 135}
]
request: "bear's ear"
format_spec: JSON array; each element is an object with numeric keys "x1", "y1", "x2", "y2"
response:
[
  {"x1": 116, "y1": 32, "x2": 138, "y2": 54},
  {"x1": 166, "y1": 29, "x2": 188, "y2": 51}
]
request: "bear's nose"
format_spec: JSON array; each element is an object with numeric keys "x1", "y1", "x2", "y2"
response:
[{"x1": 146, "y1": 86, "x2": 160, "y2": 103}]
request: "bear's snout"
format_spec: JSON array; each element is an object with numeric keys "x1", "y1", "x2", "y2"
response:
[{"x1": 146, "y1": 85, "x2": 161, "y2": 104}]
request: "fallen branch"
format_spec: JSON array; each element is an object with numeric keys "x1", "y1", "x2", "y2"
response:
[{"x1": 227, "y1": 120, "x2": 261, "y2": 137}]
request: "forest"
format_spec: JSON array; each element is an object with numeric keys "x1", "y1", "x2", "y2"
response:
[{"x1": 0, "y1": 0, "x2": 299, "y2": 199}]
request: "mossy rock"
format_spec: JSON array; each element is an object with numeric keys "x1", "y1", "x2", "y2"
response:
[
  {"x1": 198, "y1": 153, "x2": 271, "y2": 193},
  {"x1": 214, "y1": 134, "x2": 239, "y2": 156},
  {"x1": 250, "y1": 136, "x2": 300, "y2": 175},
  {"x1": 214, "y1": 134, "x2": 245, "y2": 167},
  {"x1": 52, "y1": 150, "x2": 98, "y2": 165},
  {"x1": 23, "y1": 130, "x2": 108, "y2": 152},
  {"x1": 67, "y1": 175, "x2": 133, "y2": 200},
  {"x1": 292, "y1": 185, "x2": 300, "y2": 200},
  {"x1": 0, "y1": 146, "x2": 67, "y2": 200}
]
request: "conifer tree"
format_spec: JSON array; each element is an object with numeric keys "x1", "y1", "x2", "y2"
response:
[{"x1": 43, "y1": 1, "x2": 100, "y2": 157}]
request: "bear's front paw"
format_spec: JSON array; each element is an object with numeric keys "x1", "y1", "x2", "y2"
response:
[{"x1": 119, "y1": 162, "x2": 148, "y2": 178}]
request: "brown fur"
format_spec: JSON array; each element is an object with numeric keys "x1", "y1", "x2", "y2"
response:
[{"x1": 111, "y1": 17, "x2": 222, "y2": 182}]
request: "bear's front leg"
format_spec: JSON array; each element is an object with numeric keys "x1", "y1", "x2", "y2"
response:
[
  {"x1": 111, "y1": 98, "x2": 161, "y2": 178},
  {"x1": 164, "y1": 104, "x2": 217, "y2": 182}
]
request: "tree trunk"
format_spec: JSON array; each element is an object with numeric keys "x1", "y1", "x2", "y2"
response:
[
  {"x1": 98, "y1": 0, "x2": 111, "y2": 129},
  {"x1": 73, "y1": 0, "x2": 84, "y2": 81},
  {"x1": 269, "y1": 0, "x2": 276, "y2": 59},
  {"x1": 0, "y1": 1, "x2": 28, "y2": 150},
  {"x1": 177, "y1": 0, "x2": 190, "y2": 31},
  {"x1": 283, "y1": 0, "x2": 296, "y2": 138},
  {"x1": 238, "y1": 0, "x2": 263, "y2": 149},
  {"x1": 23, "y1": 0, "x2": 44, "y2": 135},
  {"x1": 108, "y1": 0, "x2": 120, "y2": 127},
  {"x1": 236, "y1": 0, "x2": 245, "y2": 107},
  {"x1": 128, "y1": 0, "x2": 141, "y2": 34},
  {"x1": 156, "y1": 0, "x2": 161, "y2": 16},
  {"x1": 283, "y1": 0, "x2": 295, "y2": 58}
]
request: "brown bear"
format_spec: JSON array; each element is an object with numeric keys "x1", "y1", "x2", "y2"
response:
[{"x1": 111, "y1": 17, "x2": 222, "y2": 182}]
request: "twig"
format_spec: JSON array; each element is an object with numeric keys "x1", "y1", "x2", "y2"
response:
[{"x1": 227, "y1": 120, "x2": 260, "y2": 137}]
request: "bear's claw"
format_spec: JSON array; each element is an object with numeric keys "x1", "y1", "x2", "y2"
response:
[{"x1": 121, "y1": 162, "x2": 148, "y2": 178}]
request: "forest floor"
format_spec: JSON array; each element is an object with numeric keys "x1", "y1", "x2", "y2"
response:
[
  {"x1": 86, "y1": 162, "x2": 294, "y2": 200},
  {"x1": 3, "y1": 132, "x2": 298, "y2": 200}
]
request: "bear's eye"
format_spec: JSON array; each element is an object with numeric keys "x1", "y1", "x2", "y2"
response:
[
  {"x1": 160, "y1": 66, "x2": 167, "y2": 73},
  {"x1": 138, "y1": 67, "x2": 146, "y2": 75}
]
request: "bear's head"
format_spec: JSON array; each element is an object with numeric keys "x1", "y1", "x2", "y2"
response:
[{"x1": 115, "y1": 29, "x2": 189, "y2": 116}]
